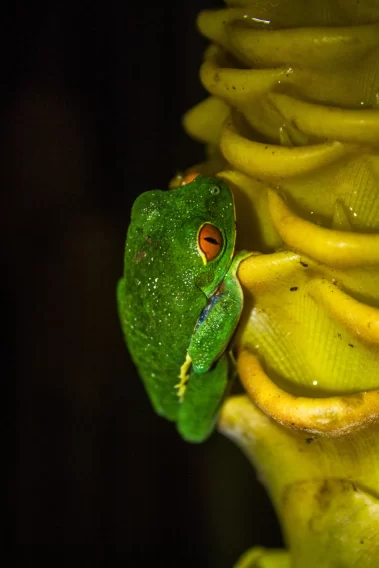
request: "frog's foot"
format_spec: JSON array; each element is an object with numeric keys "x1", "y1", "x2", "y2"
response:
[
  {"x1": 234, "y1": 547, "x2": 290, "y2": 568},
  {"x1": 175, "y1": 353, "x2": 192, "y2": 401}
]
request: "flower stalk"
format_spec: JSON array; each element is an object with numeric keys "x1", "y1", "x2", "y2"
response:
[{"x1": 183, "y1": 1, "x2": 379, "y2": 565}]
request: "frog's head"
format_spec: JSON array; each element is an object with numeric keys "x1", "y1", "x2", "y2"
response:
[{"x1": 130, "y1": 176, "x2": 236, "y2": 298}]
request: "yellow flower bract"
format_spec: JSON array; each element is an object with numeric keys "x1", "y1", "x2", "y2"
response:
[{"x1": 183, "y1": 0, "x2": 379, "y2": 565}]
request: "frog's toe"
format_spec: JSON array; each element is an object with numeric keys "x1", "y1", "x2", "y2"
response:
[{"x1": 234, "y1": 547, "x2": 290, "y2": 568}]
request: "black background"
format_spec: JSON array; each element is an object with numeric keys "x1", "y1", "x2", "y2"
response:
[{"x1": 5, "y1": 1, "x2": 281, "y2": 563}]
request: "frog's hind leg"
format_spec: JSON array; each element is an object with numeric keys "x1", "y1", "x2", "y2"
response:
[
  {"x1": 177, "y1": 354, "x2": 231, "y2": 443},
  {"x1": 175, "y1": 353, "x2": 192, "y2": 401}
]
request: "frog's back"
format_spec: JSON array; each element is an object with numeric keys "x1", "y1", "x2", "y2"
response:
[{"x1": 118, "y1": 176, "x2": 235, "y2": 421}]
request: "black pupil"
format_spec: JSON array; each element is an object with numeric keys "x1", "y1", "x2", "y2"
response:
[{"x1": 204, "y1": 236, "x2": 219, "y2": 245}]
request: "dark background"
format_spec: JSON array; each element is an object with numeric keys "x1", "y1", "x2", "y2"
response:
[{"x1": 5, "y1": 1, "x2": 281, "y2": 563}]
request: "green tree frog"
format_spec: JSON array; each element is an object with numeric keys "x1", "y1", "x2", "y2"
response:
[{"x1": 117, "y1": 175, "x2": 251, "y2": 443}]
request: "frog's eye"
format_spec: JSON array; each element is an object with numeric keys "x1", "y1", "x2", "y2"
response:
[
  {"x1": 209, "y1": 185, "x2": 220, "y2": 196},
  {"x1": 198, "y1": 223, "x2": 223, "y2": 262}
]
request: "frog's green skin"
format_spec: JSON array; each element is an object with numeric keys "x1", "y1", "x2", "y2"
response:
[{"x1": 117, "y1": 176, "x2": 250, "y2": 443}]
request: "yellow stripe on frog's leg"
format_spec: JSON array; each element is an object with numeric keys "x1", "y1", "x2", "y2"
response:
[{"x1": 175, "y1": 353, "x2": 192, "y2": 401}]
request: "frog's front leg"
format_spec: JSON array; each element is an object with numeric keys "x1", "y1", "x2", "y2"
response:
[
  {"x1": 177, "y1": 251, "x2": 253, "y2": 443},
  {"x1": 188, "y1": 251, "x2": 253, "y2": 373}
]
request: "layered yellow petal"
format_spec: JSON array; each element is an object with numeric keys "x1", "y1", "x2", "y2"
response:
[{"x1": 183, "y1": 0, "x2": 379, "y2": 565}]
